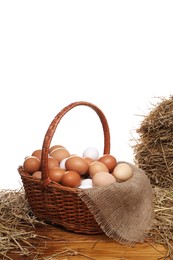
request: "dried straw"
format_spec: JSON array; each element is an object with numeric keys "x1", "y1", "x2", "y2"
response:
[
  {"x1": 131, "y1": 95, "x2": 173, "y2": 258},
  {"x1": 133, "y1": 95, "x2": 173, "y2": 188},
  {"x1": 40, "y1": 248, "x2": 96, "y2": 260},
  {"x1": 0, "y1": 188, "x2": 46, "y2": 259},
  {"x1": 150, "y1": 186, "x2": 173, "y2": 256},
  {"x1": 1, "y1": 187, "x2": 173, "y2": 259}
]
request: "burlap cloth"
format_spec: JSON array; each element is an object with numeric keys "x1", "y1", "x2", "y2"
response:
[{"x1": 78, "y1": 162, "x2": 154, "y2": 244}]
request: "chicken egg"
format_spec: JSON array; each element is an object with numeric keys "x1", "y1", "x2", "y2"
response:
[
  {"x1": 49, "y1": 167, "x2": 65, "y2": 183},
  {"x1": 78, "y1": 178, "x2": 93, "y2": 189},
  {"x1": 32, "y1": 149, "x2": 42, "y2": 160},
  {"x1": 49, "y1": 145, "x2": 65, "y2": 154},
  {"x1": 59, "y1": 157, "x2": 68, "y2": 169},
  {"x1": 88, "y1": 161, "x2": 109, "y2": 178},
  {"x1": 32, "y1": 171, "x2": 42, "y2": 179},
  {"x1": 61, "y1": 170, "x2": 81, "y2": 188},
  {"x1": 82, "y1": 147, "x2": 99, "y2": 160},
  {"x1": 47, "y1": 157, "x2": 59, "y2": 170},
  {"x1": 50, "y1": 148, "x2": 70, "y2": 163},
  {"x1": 92, "y1": 172, "x2": 116, "y2": 186},
  {"x1": 83, "y1": 157, "x2": 95, "y2": 166},
  {"x1": 112, "y1": 163, "x2": 133, "y2": 182},
  {"x1": 98, "y1": 154, "x2": 117, "y2": 172},
  {"x1": 23, "y1": 156, "x2": 40, "y2": 174},
  {"x1": 65, "y1": 156, "x2": 89, "y2": 175}
]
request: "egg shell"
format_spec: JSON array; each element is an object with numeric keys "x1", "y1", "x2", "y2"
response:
[
  {"x1": 65, "y1": 156, "x2": 89, "y2": 175},
  {"x1": 32, "y1": 149, "x2": 42, "y2": 160},
  {"x1": 49, "y1": 167, "x2": 65, "y2": 183},
  {"x1": 92, "y1": 172, "x2": 116, "y2": 186},
  {"x1": 81, "y1": 178, "x2": 93, "y2": 186},
  {"x1": 50, "y1": 148, "x2": 70, "y2": 163},
  {"x1": 88, "y1": 161, "x2": 109, "y2": 178},
  {"x1": 23, "y1": 156, "x2": 41, "y2": 174},
  {"x1": 47, "y1": 157, "x2": 59, "y2": 170},
  {"x1": 79, "y1": 184, "x2": 93, "y2": 189},
  {"x1": 83, "y1": 157, "x2": 95, "y2": 166},
  {"x1": 61, "y1": 170, "x2": 81, "y2": 188},
  {"x1": 98, "y1": 154, "x2": 117, "y2": 172},
  {"x1": 59, "y1": 157, "x2": 68, "y2": 169},
  {"x1": 78, "y1": 178, "x2": 93, "y2": 189},
  {"x1": 32, "y1": 171, "x2": 42, "y2": 179},
  {"x1": 49, "y1": 145, "x2": 65, "y2": 154},
  {"x1": 112, "y1": 163, "x2": 133, "y2": 182},
  {"x1": 82, "y1": 147, "x2": 99, "y2": 160}
]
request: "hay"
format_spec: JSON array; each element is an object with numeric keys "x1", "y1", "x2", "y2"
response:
[
  {"x1": 151, "y1": 186, "x2": 173, "y2": 249},
  {"x1": 0, "y1": 188, "x2": 46, "y2": 259},
  {"x1": 1, "y1": 187, "x2": 173, "y2": 259},
  {"x1": 40, "y1": 248, "x2": 96, "y2": 260},
  {"x1": 131, "y1": 95, "x2": 173, "y2": 258},
  {"x1": 133, "y1": 95, "x2": 173, "y2": 188}
]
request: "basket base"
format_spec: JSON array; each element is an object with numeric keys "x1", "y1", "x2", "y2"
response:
[{"x1": 44, "y1": 220, "x2": 103, "y2": 235}]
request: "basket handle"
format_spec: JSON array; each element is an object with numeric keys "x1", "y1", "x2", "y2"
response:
[{"x1": 41, "y1": 101, "x2": 111, "y2": 187}]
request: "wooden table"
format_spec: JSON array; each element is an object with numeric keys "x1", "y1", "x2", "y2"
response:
[{"x1": 7, "y1": 223, "x2": 169, "y2": 260}]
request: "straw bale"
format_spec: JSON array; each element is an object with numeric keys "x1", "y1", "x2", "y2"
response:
[{"x1": 133, "y1": 95, "x2": 173, "y2": 188}]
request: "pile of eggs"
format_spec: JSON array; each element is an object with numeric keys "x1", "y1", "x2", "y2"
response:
[{"x1": 22, "y1": 145, "x2": 133, "y2": 189}]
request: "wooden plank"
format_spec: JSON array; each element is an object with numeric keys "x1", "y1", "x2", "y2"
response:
[{"x1": 7, "y1": 224, "x2": 168, "y2": 260}]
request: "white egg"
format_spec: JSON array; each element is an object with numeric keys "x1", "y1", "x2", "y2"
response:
[
  {"x1": 78, "y1": 178, "x2": 93, "y2": 189},
  {"x1": 59, "y1": 157, "x2": 68, "y2": 169},
  {"x1": 81, "y1": 178, "x2": 92, "y2": 185},
  {"x1": 79, "y1": 184, "x2": 93, "y2": 189},
  {"x1": 82, "y1": 147, "x2": 99, "y2": 160}
]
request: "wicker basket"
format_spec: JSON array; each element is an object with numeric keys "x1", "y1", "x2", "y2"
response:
[{"x1": 18, "y1": 101, "x2": 111, "y2": 234}]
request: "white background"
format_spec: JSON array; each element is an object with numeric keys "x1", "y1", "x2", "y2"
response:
[{"x1": 0, "y1": 1, "x2": 173, "y2": 189}]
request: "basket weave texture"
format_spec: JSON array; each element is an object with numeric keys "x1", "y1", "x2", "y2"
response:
[{"x1": 18, "y1": 101, "x2": 111, "y2": 234}]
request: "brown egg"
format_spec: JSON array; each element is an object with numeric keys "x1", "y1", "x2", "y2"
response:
[
  {"x1": 112, "y1": 163, "x2": 133, "y2": 182},
  {"x1": 49, "y1": 145, "x2": 65, "y2": 154},
  {"x1": 65, "y1": 156, "x2": 89, "y2": 175},
  {"x1": 49, "y1": 167, "x2": 65, "y2": 183},
  {"x1": 61, "y1": 170, "x2": 81, "y2": 188},
  {"x1": 50, "y1": 148, "x2": 70, "y2": 163},
  {"x1": 98, "y1": 154, "x2": 117, "y2": 172},
  {"x1": 92, "y1": 172, "x2": 116, "y2": 186},
  {"x1": 88, "y1": 161, "x2": 109, "y2": 178},
  {"x1": 23, "y1": 156, "x2": 41, "y2": 174},
  {"x1": 32, "y1": 149, "x2": 42, "y2": 160},
  {"x1": 47, "y1": 157, "x2": 59, "y2": 170},
  {"x1": 32, "y1": 171, "x2": 42, "y2": 179},
  {"x1": 83, "y1": 157, "x2": 95, "y2": 166}
]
